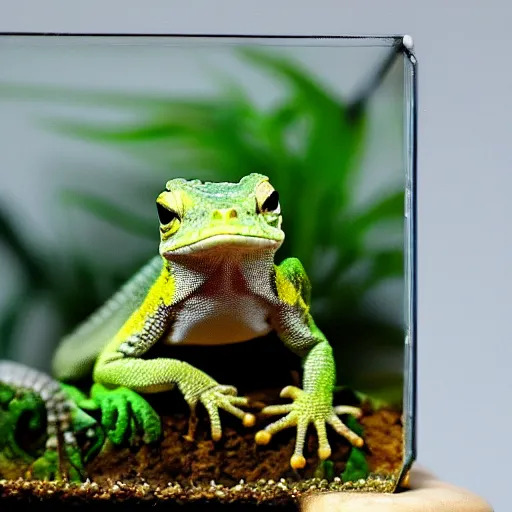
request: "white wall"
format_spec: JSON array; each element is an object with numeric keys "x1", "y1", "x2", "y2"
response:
[{"x1": 1, "y1": 2, "x2": 511, "y2": 511}]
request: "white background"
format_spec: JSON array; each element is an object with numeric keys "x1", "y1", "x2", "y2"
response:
[{"x1": 1, "y1": 3, "x2": 510, "y2": 511}]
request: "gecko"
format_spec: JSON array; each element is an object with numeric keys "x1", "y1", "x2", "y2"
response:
[{"x1": 5, "y1": 173, "x2": 363, "y2": 472}]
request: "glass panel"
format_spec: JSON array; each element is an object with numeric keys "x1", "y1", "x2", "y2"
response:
[
  {"x1": 401, "y1": 46, "x2": 418, "y2": 486},
  {"x1": 0, "y1": 34, "x2": 417, "y2": 503}
]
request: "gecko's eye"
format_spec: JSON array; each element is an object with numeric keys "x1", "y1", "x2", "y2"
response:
[
  {"x1": 260, "y1": 190, "x2": 280, "y2": 213},
  {"x1": 157, "y1": 202, "x2": 180, "y2": 226},
  {"x1": 255, "y1": 180, "x2": 281, "y2": 218}
]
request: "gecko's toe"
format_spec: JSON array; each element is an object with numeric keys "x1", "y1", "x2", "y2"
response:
[
  {"x1": 255, "y1": 430, "x2": 272, "y2": 445},
  {"x1": 290, "y1": 454, "x2": 306, "y2": 469},
  {"x1": 280, "y1": 385, "x2": 302, "y2": 400},
  {"x1": 318, "y1": 445, "x2": 332, "y2": 460},
  {"x1": 334, "y1": 405, "x2": 362, "y2": 418},
  {"x1": 327, "y1": 413, "x2": 364, "y2": 447},
  {"x1": 216, "y1": 385, "x2": 238, "y2": 396},
  {"x1": 243, "y1": 413, "x2": 256, "y2": 427}
]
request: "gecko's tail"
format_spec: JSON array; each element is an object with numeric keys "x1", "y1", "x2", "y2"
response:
[{"x1": 0, "y1": 360, "x2": 78, "y2": 476}]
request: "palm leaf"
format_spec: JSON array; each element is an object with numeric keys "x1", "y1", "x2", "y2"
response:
[{"x1": 59, "y1": 190, "x2": 155, "y2": 238}]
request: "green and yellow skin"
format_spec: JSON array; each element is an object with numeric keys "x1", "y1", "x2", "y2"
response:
[{"x1": 52, "y1": 173, "x2": 363, "y2": 470}]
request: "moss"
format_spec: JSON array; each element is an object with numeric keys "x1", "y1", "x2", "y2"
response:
[
  {"x1": 342, "y1": 447, "x2": 370, "y2": 482},
  {"x1": 0, "y1": 384, "x2": 46, "y2": 479},
  {"x1": 314, "y1": 460, "x2": 334, "y2": 480},
  {"x1": 341, "y1": 414, "x2": 370, "y2": 482}
]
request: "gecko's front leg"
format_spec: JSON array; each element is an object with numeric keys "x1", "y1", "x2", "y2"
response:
[
  {"x1": 255, "y1": 258, "x2": 363, "y2": 469},
  {"x1": 94, "y1": 356, "x2": 255, "y2": 443},
  {"x1": 92, "y1": 282, "x2": 255, "y2": 445},
  {"x1": 255, "y1": 342, "x2": 363, "y2": 469}
]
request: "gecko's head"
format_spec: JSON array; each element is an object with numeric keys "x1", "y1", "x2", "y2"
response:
[{"x1": 156, "y1": 173, "x2": 284, "y2": 259}]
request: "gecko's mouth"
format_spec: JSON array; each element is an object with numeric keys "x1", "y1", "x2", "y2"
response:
[{"x1": 164, "y1": 234, "x2": 282, "y2": 256}]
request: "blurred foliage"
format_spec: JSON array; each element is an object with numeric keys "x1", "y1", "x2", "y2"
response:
[{"x1": 0, "y1": 47, "x2": 404, "y2": 401}]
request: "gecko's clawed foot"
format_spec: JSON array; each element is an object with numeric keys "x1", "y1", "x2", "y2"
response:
[
  {"x1": 193, "y1": 384, "x2": 255, "y2": 441},
  {"x1": 91, "y1": 384, "x2": 161, "y2": 445},
  {"x1": 255, "y1": 385, "x2": 363, "y2": 469}
]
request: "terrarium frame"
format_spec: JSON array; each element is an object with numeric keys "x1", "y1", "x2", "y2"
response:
[{"x1": 0, "y1": 33, "x2": 417, "y2": 507}]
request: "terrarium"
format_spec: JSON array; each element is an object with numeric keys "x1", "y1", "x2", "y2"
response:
[{"x1": 0, "y1": 34, "x2": 417, "y2": 508}]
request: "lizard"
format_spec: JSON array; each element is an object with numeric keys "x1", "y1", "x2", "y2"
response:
[
  {"x1": 44, "y1": 172, "x2": 364, "y2": 470},
  {"x1": 0, "y1": 360, "x2": 104, "y2": 481}
]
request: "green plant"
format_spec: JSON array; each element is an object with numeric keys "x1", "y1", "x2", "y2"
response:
[{"x1": 341, "y1": 415, "x2": 370, "y2": 482}]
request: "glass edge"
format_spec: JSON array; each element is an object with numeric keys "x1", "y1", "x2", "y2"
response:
[
  {"x1": 0, "y1": 33, "x2": 407, "y2": 48},
  {"x1": 397, "y1": 47, "x2": 418, "y2": 489}
]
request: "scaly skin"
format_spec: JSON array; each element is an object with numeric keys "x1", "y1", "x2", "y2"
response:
[
  {"x1": 254, "y1": 258, "x2": 363, "y2": 468},
  {"x1": 51, "y1": 173, "x2": 362, "y2": 469},
  {"x1": 0, "y1": 361, "x2": 104, "y2": 481}
]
